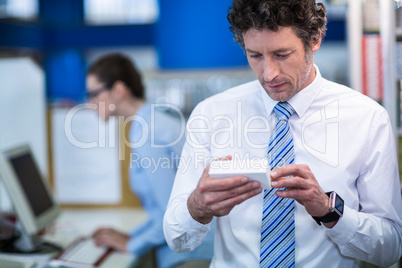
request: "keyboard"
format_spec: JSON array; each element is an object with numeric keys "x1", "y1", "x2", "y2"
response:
[
  {"x1": 49, "y1": 237, "x2": 111, "y2": 268},
  {"x1": 0, "y1": 254, "x2": 35, "y2": 268}
]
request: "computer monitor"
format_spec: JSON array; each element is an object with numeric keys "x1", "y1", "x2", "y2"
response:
[{"x1": 0, "y1": 144, "x2": 60, "y2": 252}]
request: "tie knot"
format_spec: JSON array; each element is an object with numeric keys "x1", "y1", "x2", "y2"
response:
[{"x1": 274, "y1": 102, "x2": 295, "y2": 121}]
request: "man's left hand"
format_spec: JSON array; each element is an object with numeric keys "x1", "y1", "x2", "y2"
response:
[{"x1": 270, "y1": 164, "x2": 337, "y2": 228}]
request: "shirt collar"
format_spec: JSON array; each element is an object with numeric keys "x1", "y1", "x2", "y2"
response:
[{"x1": 260, "y1": 64, "x2": 322, "y2": 118}]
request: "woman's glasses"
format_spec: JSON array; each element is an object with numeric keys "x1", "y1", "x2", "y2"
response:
[{"x1": 86, "y1": 86, "x2": 108, "y2": 100}]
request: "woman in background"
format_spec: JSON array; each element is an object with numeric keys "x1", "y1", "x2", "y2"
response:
[{"x1": 86, "y1": 53, "x2": 214, "y2": 268}]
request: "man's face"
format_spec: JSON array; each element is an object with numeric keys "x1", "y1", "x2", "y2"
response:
[
  {"x1": 86, "y1": 74, "x2": 114, "y2": 121},
  {"x1": 243, "y1": 27, "x2": 320, "y2": 102}
]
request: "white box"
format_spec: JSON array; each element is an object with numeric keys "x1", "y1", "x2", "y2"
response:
[{"x1": 209, "y1": 159, "x2": 271, "y2": 189}]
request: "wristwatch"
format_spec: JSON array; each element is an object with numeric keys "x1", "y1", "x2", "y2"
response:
[{"x1": 312, "y1": 191, "x2": 344, "y2": 226}]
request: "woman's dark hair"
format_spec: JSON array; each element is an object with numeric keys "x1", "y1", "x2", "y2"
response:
[
  {"x1": 227, "y1": 0, "x2": 327, "y2": 52},
  {"x1": 87, "y1": 53, "x2": 145, "y2": 99}
]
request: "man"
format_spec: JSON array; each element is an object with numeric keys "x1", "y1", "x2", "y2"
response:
[
  {"x1": 163, "y1": 1, "x2": 402, "y2": 267},
  {"x1": 86, "y1": 53, "x2": 214, "y2": 268}
]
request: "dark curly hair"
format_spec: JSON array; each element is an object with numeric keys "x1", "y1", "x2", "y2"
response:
[
  {"x1": 227, "y1": 0, "x2": 327, "y2": 52},
  {"x1": 87, "y1": 53, "x2": 145, "y2": 99}
]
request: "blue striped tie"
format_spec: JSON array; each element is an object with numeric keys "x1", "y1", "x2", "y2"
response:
[{"x1": 260, "y1": 101, "x2": 295, "y2": 268}]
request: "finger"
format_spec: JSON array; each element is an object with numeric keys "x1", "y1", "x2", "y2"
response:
[
  {"x1": 93, "y1": 236, "x2": 103, "y2": 246},
  {"x1": 275, "y1": 188, "x2": 304, "y2": 199},
  {"x1": 92, "y1": 230, "x2": 102, "y2": 238},
  {"x1": 93, "y1": 232, "x2": 106, "y2": 241},
  {"x1": 271, "y1": 176, "x2": 309, "y2": 190},
  {"x1": 200, "y1": 175, "x2": 249, "y2": 192},
  {"x1": 275, "y1": 188, "x2": 325, "y2": 212},
  {"x1": 92, "y1": 228, "x2": 105, "y2": 236},
  {"x1": 204, "y1": 180, "x2": 261, "y2": 204},
  {"x1": 96, "y1": 235, "x2": 113, "y2": 247},
  {"x1": 271, "y1": 164, "x2": 313, "y2": 181},
  {"x1": 201, "y1": 164, "x2": 211, "y2": 179},
  {"x1": 97, "y1": 227, "x2": 113, "y2": 234},
  {"x1": 93, "y1": 228, "x2": 111, "y2": 238},
  {"x1": 106, "y1": 229, "x2": 119, "y2": 236},
  {"x1": 210, "y1": 186, "x2": 262, "y2": 216}
]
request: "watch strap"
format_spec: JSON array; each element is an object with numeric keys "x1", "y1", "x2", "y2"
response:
[
  {"x1": 312, "y1": 211, "x2": 341, "y2": 225},
  {"x1": 312, "y1": 192, "x2": 341, "y2": 226}
]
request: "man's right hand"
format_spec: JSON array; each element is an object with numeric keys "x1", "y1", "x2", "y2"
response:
[{"x1": 187, "y1": 156, "x2": 262, "y2": 224}]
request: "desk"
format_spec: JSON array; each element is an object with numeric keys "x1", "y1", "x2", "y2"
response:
[{"x1": 1, "y1": 208, "x2": 148, "y2": 268}]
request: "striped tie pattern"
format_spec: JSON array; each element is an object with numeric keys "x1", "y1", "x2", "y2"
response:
[{"x1": 260, "y1": 101, "x2": 295, "y2": 268}]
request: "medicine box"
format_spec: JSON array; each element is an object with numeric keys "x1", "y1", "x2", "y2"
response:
[{"x1": 209, "y1": 158, "x2": 271, "y2": 189}]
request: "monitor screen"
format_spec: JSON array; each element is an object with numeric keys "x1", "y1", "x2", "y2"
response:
[
  {"x1": 0, "y1": 144, "x2": 60, "y2": 252},
  {"x1": 9, "y1": 153, "x2": 53, "y2": 217}
]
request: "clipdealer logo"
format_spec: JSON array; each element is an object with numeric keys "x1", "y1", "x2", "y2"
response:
[{"x1": 62, "y1": 100, "x2": 340, "y2": 168}]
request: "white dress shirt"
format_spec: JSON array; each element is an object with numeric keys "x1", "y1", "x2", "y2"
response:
[{"x1": 163, "y1": 66, "x2": 402, "y2": 267}]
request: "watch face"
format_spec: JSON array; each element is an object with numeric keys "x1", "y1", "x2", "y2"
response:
[
  {"x1": 334, "y1": 194, "x2": 344, "y2": 215},
  {"x1": 329, "y1": 191, "x2": 344, "y2": 216}
]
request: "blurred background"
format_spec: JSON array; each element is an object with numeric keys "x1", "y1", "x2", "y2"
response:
[{"x1": 0, "y1": 0, "x2": 349, "y2": 110}]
